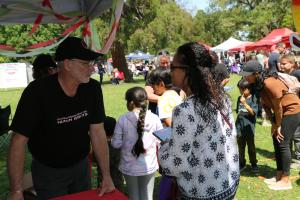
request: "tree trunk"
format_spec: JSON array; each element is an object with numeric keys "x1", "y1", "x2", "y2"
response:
[{"x1": 111, "y1": 40, "x2": 133, "y2": 82}]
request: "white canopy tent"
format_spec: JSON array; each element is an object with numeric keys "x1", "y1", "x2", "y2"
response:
[{"x1": 211, "y1": 37, "x2": 249, "y2": 52}]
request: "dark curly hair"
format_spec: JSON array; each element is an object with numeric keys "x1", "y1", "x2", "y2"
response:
[
  {"x1": 125, "y1": 87, "x2": 148, "y2": 158},
  {"x1": 175, "y1": 42, "x2": 226, "y2": 113}
]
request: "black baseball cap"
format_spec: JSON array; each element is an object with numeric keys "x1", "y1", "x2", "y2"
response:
[
  {"x1": 239, "y1": 60, "x2": 263, "y2": 76},
  {"x1": 55, "y1": 37, "x2": 103, "y2": 61}
]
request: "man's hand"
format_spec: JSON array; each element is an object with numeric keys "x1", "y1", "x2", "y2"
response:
[
  {"x1": 98, "y1": 175, "x2": 115, "y2": 196},
  {"x1": 7, "y1": 190, "x2": 24, "y2": 200}
]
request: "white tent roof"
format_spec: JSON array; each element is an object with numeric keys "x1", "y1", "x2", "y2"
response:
[{"x1": 211, "y1": 37, "x2": 249, "y2": 52}]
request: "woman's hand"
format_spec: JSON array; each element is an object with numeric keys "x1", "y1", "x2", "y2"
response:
[{"x1": 272, "y1": 125, "x2": 284, "y2": 142}]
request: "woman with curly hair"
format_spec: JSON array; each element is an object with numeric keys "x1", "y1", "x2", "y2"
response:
[{"x1": 158, "y1": 42, "x2": 240, "y2": 200}]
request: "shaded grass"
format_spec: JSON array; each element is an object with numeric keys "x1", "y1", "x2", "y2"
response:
[{"x1": 0, "y1": 73, "x2": 299, "y2": 199}]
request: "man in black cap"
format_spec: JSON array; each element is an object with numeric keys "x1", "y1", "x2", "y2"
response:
[{"x1": 7, "y1": 37, "x2": 115, "y2": 200}]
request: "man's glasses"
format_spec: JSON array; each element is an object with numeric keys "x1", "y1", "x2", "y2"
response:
[
  {"x1": 170, "y1": 63, "x2": 189, "y2": 72},
  {"x1": 71, "y1": 59, "x2": 96, "y2": 67}
]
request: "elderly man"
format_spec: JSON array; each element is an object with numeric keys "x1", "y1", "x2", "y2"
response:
[{"x1": 7, "y1": 37, "x2": 114, "y2": 200}]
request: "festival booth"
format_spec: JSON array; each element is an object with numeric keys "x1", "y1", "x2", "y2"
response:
[
  {"x1": 228, "y1": 41, "x2": 254, "y2": 52},
  {"x1": 245, "y1": 28, "x2": 295, "y2": 51},
  {"x1": 126, "y1": 50, "x2": 154, "y2": 60},
  {"x1": 211, "y1": 37, "x2": 249, "y2": 52}
]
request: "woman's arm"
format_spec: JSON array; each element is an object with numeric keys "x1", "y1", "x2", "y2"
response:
[
  {"x1": 158, "y1": 106, "x2": 193, "y2": 177},
  {"x1": 270, "y1": 98, "x2": 283, "y2": 128}
]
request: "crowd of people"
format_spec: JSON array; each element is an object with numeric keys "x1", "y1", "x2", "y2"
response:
[{"x1": 5, "y1": 36, "x2": 300, "y2": 200}]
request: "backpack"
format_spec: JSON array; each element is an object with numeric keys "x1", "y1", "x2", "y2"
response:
[{"x1": 277, "y1": 72, "x2": 300, "y2": 95}]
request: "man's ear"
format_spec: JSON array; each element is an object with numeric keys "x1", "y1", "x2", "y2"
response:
[{"x1": 63, "y1": 59, "x2": 72, "y2": 71}]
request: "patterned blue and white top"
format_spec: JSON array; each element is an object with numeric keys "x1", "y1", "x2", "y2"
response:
[{"x1": 158, "y1": 96, "x2": 240, "y2": 200}]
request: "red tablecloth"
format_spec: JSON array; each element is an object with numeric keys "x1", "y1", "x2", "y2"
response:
[{"x1": 50, "y1": 189, "x2": 128, "y2": 200}]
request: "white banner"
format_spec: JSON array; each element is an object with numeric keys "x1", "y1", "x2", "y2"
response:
[{"x1": 0, "y1": 63, "x2": 28, "y2": 89}]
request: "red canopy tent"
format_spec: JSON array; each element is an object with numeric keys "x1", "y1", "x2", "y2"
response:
[
  {"x1": 228, "y1": 41, "x2": 254, "y2": 52},
  {"x1": 245, "y1": 28, "x2": 294, "y2": 51}
]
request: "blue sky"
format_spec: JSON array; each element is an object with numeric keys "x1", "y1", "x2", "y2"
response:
[{"x1": 177, "y1": 0, "x2": 209, "y2": 15}]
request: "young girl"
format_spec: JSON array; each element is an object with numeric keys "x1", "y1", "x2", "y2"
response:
[{"x1": 111, "y1": 87, "x2": 163, "y2": 200}]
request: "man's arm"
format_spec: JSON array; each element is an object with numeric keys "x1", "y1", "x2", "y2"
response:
[
  {"x1": 89, "y1": 123, "x2": 115, "y2": 196},
  {"x1": 145, "y1": 85, "x2": 159, "y2": 103},
  {"x1": 7, "y1": 132, "x2": 28, "y2": 200}
]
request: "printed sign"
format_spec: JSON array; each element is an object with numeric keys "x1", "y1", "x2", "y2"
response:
[{"x1": 0, "y1": 63, "x2": 28, "y2": 89}]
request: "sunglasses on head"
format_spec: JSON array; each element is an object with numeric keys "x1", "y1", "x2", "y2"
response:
[{"x1": 158, "y1": 50, "x2": 170, "y2": 56}]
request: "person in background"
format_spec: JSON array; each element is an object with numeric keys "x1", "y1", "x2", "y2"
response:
[
  {"x1": 7, "y1": 37, "x2": 114, "y2": 200},
  {"x1": 279, "y1": 54, "x2": 300, "y2": 82},
  {"x1": 241, "y1": 60, "x2": 300, "y2": 190},
  {"x1": 145, "y1": 53, "x2": 171, "y2": 114},
  {"x1": 111, "y1": 68, "x2": 124, "y2": 85},
  {"x1": 256, "y1": 50, "x2": 264, "y2": 70},
  {"x1": 32, "y1": 54, "x2": 58, "y2": 80},
  {"x1": 159, "y1": 42, "x2": 239, "y2": 199},
  {"x1": 268, "y1": 42, "x2": 286, "y2": 73},
  {"x1": 149, "y1": 67, "x2": 182, "y2": 127},
  {"x1": 111, "y1": 87, "x2": 163, "y2": 200},
  {"x1": 279, "y1": 54, "x2": 300, "y2": 166},
  {"x1": 97, "y1": 62, "x2": 106, "y2": 85},
  {"x1": 149, "y1": 67, "x2": 182, "y2": 200},
  {"x1": 213, "y1": 63, "x2": 230, "y2": 87},
  {"x1": 236, "y1": 79, "x2": 259, "y2": 173}
]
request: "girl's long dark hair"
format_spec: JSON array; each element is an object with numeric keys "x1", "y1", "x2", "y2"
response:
[
  {"x1": 125, "y1": 87, "x2": 148, "y2": 158},
  {"x1": 176, "y1": 42, "x2": 226, "y2": 115}
]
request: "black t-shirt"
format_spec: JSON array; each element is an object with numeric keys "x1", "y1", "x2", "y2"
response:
[
  {"x1": 11, "y1": 74, "x2": 105, "y2": 168},
  {"x1": 268, "y1": 52, "x2": 280, "y2": 72}
]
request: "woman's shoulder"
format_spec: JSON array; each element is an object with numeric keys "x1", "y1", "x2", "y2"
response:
[
  {"x1": 172, "y1": 98, "x2": 194, "y2": 116},
  {"x1": 263, "y1": 76, "x2": 287, "y2": 94},
  {"x1": 264, "y1": 77, "x2": 283, "y2": 88}
]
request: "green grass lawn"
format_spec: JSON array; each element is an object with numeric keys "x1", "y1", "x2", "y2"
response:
[{"x1": 0, "y1": 73, "x2": 299, "y2": 200}]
